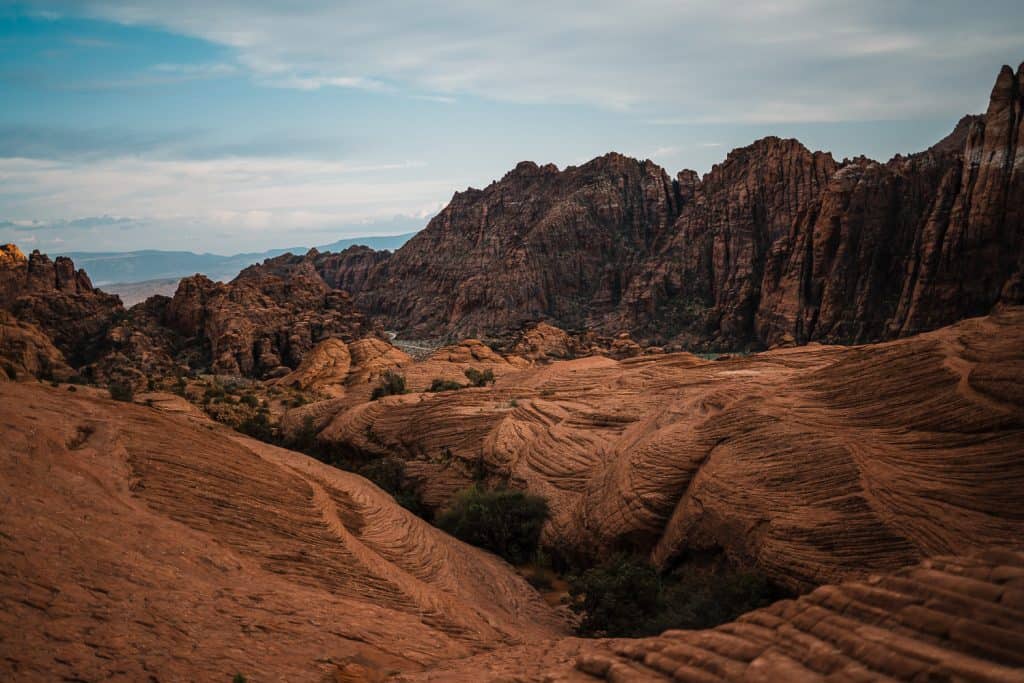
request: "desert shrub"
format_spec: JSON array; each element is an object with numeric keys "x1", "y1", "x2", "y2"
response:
[
  {"x1": 233, "y1": 675, "x2": 247, "y2": 683},
  {"x1": 238, "y1": 409, "x2": 275, "y2": 442},
  {"x1": 371, "y1": 370, "x2": 407, "y2": 400},
  {"x1": 464, "y1": 367, "x2": 495, "y2": 387},
  {"x1": 2, "y1": 362, "x2": 17, "y2": 380},
  {"x1": 240, "y1": 393, "x2": 260, "y2": 407},
  {"x1": 358, "y1": 456, "x2": 431, "y2": 519},
  {"x1": 436, "y1": 486, "x2": 548, "y2": 564},
  {"x1": 108, "y1": 382, "x2": 134, "y2": 402},
  {"x1": 568, "y1": 554, "x2": 784, "y2": 637},
  {"x1": 428, "y1": 378, "x2": 464, "y2": 392}
]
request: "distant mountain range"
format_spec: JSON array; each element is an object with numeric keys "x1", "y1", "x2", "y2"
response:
[{"x1": 62, "y1": 232, "x2": 417, "y2": 287}]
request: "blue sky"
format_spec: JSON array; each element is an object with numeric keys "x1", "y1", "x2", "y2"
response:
[{"x1": 1, "y1": 1, "x2": 1021, "y2": 254}]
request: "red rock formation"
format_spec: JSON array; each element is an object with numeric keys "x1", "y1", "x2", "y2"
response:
[
  {"x1": 0, "y1": 381, "x2": 565, "y2": 681},
  {"x1": 0, "y1": 310, "x2": 74, "y2": 381},
  {"x1": 315, "y1": 306, "x2": 1024, "y2": 592},
  {"x1": 0, "y1": 244, "x2": 123, "y2": 365},
  {"x1": 346, "y1": 154, "x2": 682, "y2": 338},
  {"x1": 164, "y1": 252, "x2": 372, "y2": 377},
  {"x1": 326, "y1": 64, "x2": 1023, "y2": 351},
  {"x1": 404, "y1": 550, "x2": 1024, "y2": 682}
]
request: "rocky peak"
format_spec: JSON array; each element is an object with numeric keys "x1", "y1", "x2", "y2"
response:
[{"x1": 0, "y1": 243, "x2": 26, "y2": 266}]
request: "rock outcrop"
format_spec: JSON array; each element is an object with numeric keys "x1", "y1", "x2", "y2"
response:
[
  {"x1": 164, "y1": 253, "x2": 372, "y2": 377},
  {"x1": 325, "y1": 63, "x2": 1024, "y2": 351},
  {"x1": 315, "y1": 306, "x2": 1024, "y2": 592},
  {"x1": 0, "y1": 310, "x2": 74, "y2": 381},
  {"x1": 404, "y1": 550, "x2": 1024, "y2": 682},
  {"x1": 0, "y1": 381, "x2": 565, "y2": 681},
  {"x1": 343, "y1": 154, "x2": 682, "y2": 339},
  {"x1": 0, "y1": 244, "x2": 123, "y2": 365}
]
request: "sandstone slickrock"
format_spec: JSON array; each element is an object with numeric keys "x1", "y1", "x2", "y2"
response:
[
  {"x1": 325, "y1": 64, "x2": 1023, "y2": 351},
  {"x1": 315, "y1": 306, "x2": 1024, "y2": 592},
  {"x1": 0, "y1": 382, "x2": 565, "y2": 681},
  {"x1": 402, "y1": 550, "x2": 1024, "y2": 682}
]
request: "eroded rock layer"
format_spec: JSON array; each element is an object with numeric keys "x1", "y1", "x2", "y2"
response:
[
  {"x1": 318, "y1": 307, "x2": 1024, "y2": 592},
  {"x1": 403, "y1": 550, "x2": 1024, "y2": 682},
  {"x1": 0, "y1": 382, "x2": 564, "y2": 681}
]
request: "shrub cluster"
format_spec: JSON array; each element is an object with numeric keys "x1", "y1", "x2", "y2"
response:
[
  {"x1": 371, "y1": 370, "x2": 407, "y2": 400},
  {"x1": 428, "y1": 378, "x2": 464, "y2": 392},
  {"x1": 463, "y1": 367, "x2": 495, "y2": 387},
  {"x1": 436, "y1": 486, "x2": 548, "y2": 564},
  {"x1": 108, "y1": 382, "x2": 134, "y2": 402},
  {"x1": 568, "y1": 554, "x2": 784, "y2": 637}
]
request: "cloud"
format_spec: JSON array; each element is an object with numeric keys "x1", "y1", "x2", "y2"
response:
[
  {"x1": 0, "y1": 155, "x2": 453, "y2": 250},
  {"x1": 17, "y1": 0, "x2": 1024, "y2": 122}
]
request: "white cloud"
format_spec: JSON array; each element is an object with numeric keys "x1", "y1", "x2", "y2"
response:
[
  {"x1": 0, "y1": 155, "x2": 452, "y2": 250},
  {"x1": 23, "y1": 0, "x2": 1023, "y2": 122}
]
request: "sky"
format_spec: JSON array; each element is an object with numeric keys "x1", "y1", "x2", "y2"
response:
[{"x1": 0, "y1": 1, "x2": 1021, "y2": 254}]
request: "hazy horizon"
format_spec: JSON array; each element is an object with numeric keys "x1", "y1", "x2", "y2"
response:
[{"x1": 1, "y1": 1, "x2": 1021, "y2": 253}]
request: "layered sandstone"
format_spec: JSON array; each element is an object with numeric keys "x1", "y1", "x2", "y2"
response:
[
  {"x1": 315, "y1": 306, "x2": 1024, "y2": 592},
  {"x1": 0, "y1": 381, "x2": 565, "y2": 681},
  {"x1": 405, "y1": 550, "x2": 1024, "y2": 682}
]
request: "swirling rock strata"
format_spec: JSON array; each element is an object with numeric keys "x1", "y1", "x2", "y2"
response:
[
  {"x1": 403, "y1": 550, "x2": 1024, "y2": 682},
  {"x1": 0, "y1": 381, "x2": 564, "y2": 681},
  {"x1": 319, "y1": 306, "x2": 1024, "y2": 593}
]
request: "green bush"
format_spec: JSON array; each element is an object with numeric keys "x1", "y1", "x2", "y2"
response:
[
  {"x1": 568, "y1": 554, "x2": 783, "y2": 637},
  {"x1": 238, "y1": 409, "x2": 275, "y2": 442},
  {"x1": 428, "y1": 378, "x2": 464, "y2": 392},
  {"x1": 464, "y1": 367, "x2": 495, "y2": 387},
  {"x1": 436, "y1": 486, "x2": 548, "y2": 564},
  {"x1": 108, "y1": 382, "x2": 134, "y2": 402},
  {"x1": 240, "y1": 393, "x2": 260, "y2": 407},
  {"x1": 371, "y1": 370, "x2": 407, "y2": 400}
]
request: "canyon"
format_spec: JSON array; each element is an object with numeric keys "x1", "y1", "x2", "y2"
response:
[{"x1": 0, "y1": 61, "x2": 1022, "y2": 682}]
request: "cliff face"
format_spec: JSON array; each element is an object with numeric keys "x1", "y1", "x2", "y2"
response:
[
  {"x1": 164, "y1": 252, "x2": 371, "y2": 377},
  {"x1": 330, "y1": 63, "x2": 1023, "y2": 349},
  {"x1": 346, "y1": 153, "x2": 682, "y2": 338},
  {"x1": 0, "y1": 244, "x2": 123, "y2": 365}
]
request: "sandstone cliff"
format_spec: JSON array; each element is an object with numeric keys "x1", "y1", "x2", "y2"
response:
[
  {"x1": 0, "y1": 244, "x2": 123, "y2": 365},
  {"x1": 327, "y1": 63, "x2": 1023, "y2": 351},
  {"x1": 345, "y1": 154, "x2": 682, "y2": 339}
]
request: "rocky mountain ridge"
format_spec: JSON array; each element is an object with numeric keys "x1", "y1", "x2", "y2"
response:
[{"x1": 323, "y1": 62, "x2": 1024, "y2": 350}]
